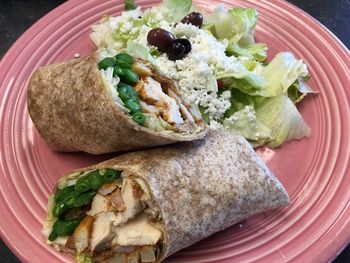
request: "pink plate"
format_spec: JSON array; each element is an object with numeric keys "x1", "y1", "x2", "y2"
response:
[{"x1": 0, "y1": 0, "x2": 349, "y2": 262}]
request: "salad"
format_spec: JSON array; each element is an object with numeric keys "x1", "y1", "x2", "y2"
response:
[{"x1": 90, "y1": 0, "x2": 315, "y2": 148}]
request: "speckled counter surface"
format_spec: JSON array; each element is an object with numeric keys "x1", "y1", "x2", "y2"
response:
[{"x1": 0, "y1": 0, "x2": 349, "y2": 262}]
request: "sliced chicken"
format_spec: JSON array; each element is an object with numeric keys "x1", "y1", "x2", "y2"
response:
[
  {"x1": 110, "y1": 188, "x2": 125, "y2": 212},
  {"x1": 72, "y1": 215, "x2": 94, "y2": 253},
  {"x1": 140, "y1": 101, "x2": 159, "y2": 115},
  {"x1": 174, "y1": 119, "x2": 194, "y2": 134},
  {"x1": 161, "y1": 99, "x2": 185, "y2": 125},
  {"x1": 65, "y1": 235, "x2": 76, "y2": 250},
  {"x1": 113, "y1": 213, "x2": 162, "y2": 247},
  {"x1": 136, "y1": 77, "x2": 184, "y2": 125},
  {"x1": 143, "y1": 197, "x2": 160, "y2": 219},
  {"x1": 90, "y1": 212, "x2": 118, "y2": 253},
  {"x1": 132, "y1": 62, "x2": 152, "y2": 77},
  {"x1": 59, "y1": 174, "x2": 164, "y2": 263},
  {"x1": 88, "y1": 194, "x2": 110, "y2": 216},
  {"x1": 143, "y1": 207, "x2": 159, "y2": 219},
  {"x1": 134, "y1": 79, "x2": 159, "y2": 104},
  {"x1": 167, "y1": 89, "x2": 195, "y2": 124},
  {"x1": 189, "y1": 105, "x2": 203, "y2": 121},
  {"x1": 118, "y1": 177, "x2": 146, "y2": 223},
  {"x1": 99, "y1": 182, "x2": 118, "y2": 196}
]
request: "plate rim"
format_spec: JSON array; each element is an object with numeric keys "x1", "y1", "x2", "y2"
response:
[{"x1": 0, "y1": 0, "x2": 349, "y2": 262}]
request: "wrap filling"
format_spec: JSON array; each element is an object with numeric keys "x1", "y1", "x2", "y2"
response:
[
  {"x1": 43, "y1": 169, "x2": 165, "y2": 263},
  {"x1": 98, "y1": 50, "x2": 203, "y2": 134}
]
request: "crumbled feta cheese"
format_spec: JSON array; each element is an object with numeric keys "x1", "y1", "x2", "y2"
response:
[
  {"x1": 134, "y1": 25, "x2": 153, "y2": 47},
  {"x1": 223, "y1": 105, "x2": 258, "y2": 139},
  {"x1": 173, "y1": 23, "x2": 199, "y2": 38},
  {"x1": 243, "y1": 105, "x2": 256, "y2": 121},
  {"x1": 221, "y1": 90, "x2": 231, "y2": 99},
  {"x1": 109, "y1": 7, "x2": 142, "y2": 30},
  {"x1": 208, "y1": 120, "x2": 223, "y2": 130},
  {"x1": 226, "y1": 105, "x2": 256, "y2": 124}
]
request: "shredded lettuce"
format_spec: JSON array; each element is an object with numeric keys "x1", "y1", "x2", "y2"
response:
[
  {"x1": 111, "y1": 8, "x2": 144, "y2": 48},
  {"x1": 42, "y1": 195, "x2": 69, "y2": 246},
  {"x1": 100, "y1": 67, "x2": 130, "y2": 113},
  {"x1": 125, "y1": 40, "x2": 158, "y2": 65},
  {"x1": 90, "y1": 20, "x2": 115, "y2": 49},
  {"x1": 143, "y1": 113, "x2": 172, "y2": 131}
]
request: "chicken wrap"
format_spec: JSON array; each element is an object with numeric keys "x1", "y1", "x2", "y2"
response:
[
  {"x1": 28, "y1": 50, "x2": 207, "y2": 154},
  {"x1": 43, "y1": 131, "x2": 289, "y2": 263}
]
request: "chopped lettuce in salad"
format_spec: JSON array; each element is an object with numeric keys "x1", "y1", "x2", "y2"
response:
[{"x1": 91, "y1": 0, "x2": 315, "y2": 148}]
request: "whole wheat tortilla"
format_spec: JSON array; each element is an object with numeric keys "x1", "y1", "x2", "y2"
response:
[
  {"x1": 52, "y1": 130, "x2": 289, "y2": 260},
  {"x1": 27, "y1": 54, "x2": 208, "y2": 154}
]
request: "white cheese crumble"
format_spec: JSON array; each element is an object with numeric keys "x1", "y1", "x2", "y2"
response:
[{"x1": 226, "y1": 105, "x2": 256, "y2": 124}]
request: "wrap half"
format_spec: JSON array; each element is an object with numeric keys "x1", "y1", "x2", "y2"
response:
[
  {"x1": 28, "y1": 51, "x2": 207, "y2": 154},
  {"x1": 43, "y1": 131, "x2": 289, "y2": 262}
]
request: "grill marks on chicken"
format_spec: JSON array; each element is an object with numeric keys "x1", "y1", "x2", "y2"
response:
[{"x1": 64, "y1": 174, "x2": 164, "y2": 262}]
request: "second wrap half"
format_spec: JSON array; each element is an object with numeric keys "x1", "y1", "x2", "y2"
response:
[{"x1": 44, "y1": 131, "x2": 289, "y2": 262}]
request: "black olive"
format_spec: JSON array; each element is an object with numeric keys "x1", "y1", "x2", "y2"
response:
[
  {"x1": 147, "y1": 28, "x2": 175, "y2": 52},
  {"x1": 181, "y1": 12, "x2": 203, "y2": 28},
  {"x1": 175, "y1": 38, "x2": 192, "y2": 54},
  {"x1": 167, "y1": 41, "x2": 187, "y2": 61}
]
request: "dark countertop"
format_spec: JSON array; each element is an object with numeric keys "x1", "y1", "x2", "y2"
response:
[{"x1": 0, "y1": 0, "x2": 349, "y2": 262}]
